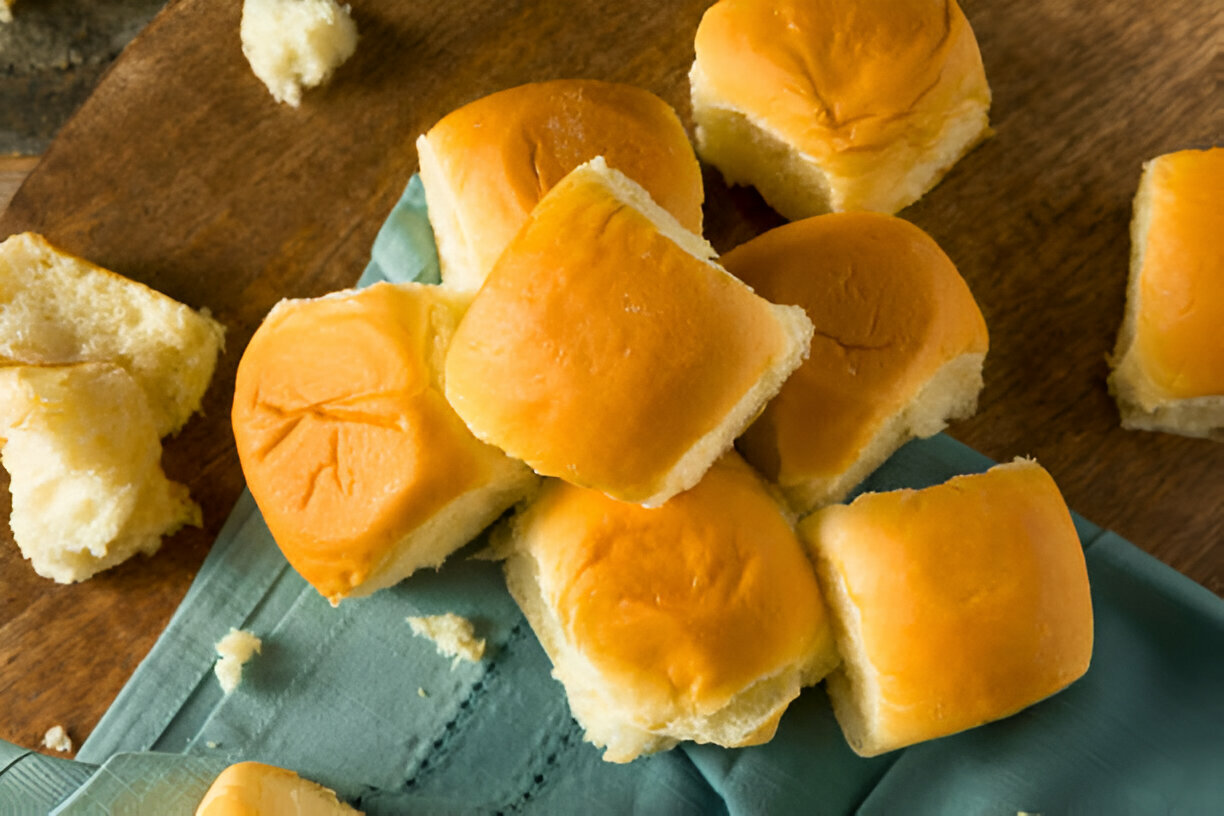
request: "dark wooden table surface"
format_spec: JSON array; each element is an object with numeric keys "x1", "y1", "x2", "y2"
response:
[{"x1": 0, "y1": 0, "x2": 1219, "y2": 756}]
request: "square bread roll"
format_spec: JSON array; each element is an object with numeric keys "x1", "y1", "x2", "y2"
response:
[
  {"x1": 444, "y1": 157, "x2": 813, "y2": 507},
  {"x1": 498, "y1": 454, "x2": 839, "y2": 763},
  {"x1": 690, "y1": 0, "x2": 991, "y2": 218},
  {"x1": 417, "y1": 79, "x2": 704, "y2": 293},
  {"x1": 1108, "y1": 147, "x2": 1224, "y2": 439},
  {"x1": 799, "y1": 459, "x2": 1093, "y2": 757},
  {"x1": 231, "y1": 282, "x2": 537, "y2": 605},
  {"x1": 726, "y1": 213, "x2": 988, "y2": 513}
]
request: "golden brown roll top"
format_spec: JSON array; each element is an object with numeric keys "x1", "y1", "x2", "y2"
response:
[
  {"x1": 1109, "y1": 146, "x2": 1224, "y2": 438},
  {"x1": 800, "y1": 459, "x2": 1093, "y2": 757},
  {"x1": 417, "y1": 79, "x2": 704, "y2": 292},
  {"x1": 232, "y1": 282, "x2": 535, "y2": 604},
  {"x1": 500, "y1": 453, "x2": 838, "y2": 763},
  {"x1": 444, "y1": 157, "x2": 812, "y2": 507},
  {"x1": 691, "y1": 0, "x2": 991, "y2": 217},
  {"x1": 727, "y1": 213, "x2": 988, "y2": 512}
]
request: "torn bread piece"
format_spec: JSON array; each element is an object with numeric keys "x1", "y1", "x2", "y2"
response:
[
  {"x1": 444, "y1": 157, "x2": 813, "y2": 507},
  {"x1": 407, "y1": 613, "x2": 486, "y2": 666},
  {"x1": 214, "y1": 628, "x2": 262, "y2": 694},
  {"x1": 0, "y1": 363, "x2": 200, "y2": 583},
  {"x1": 240, "y1": 0, "x2": 358, "y2": 107},
  {"x1": 0, "y1": 232, "x2": 224, "y2": 438},
  {"x1": 42, "y1": 725, "x2": 72, "y2": 753}
]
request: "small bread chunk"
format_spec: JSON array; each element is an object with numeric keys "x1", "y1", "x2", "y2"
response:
[
  {"x1": 500, "y1": 454, "x2": 838, "y2": 763},
  {"x1": 1108, "y1": 147, "x2": 1224, "y2": 439},
  {"x1": 690, "y1": 0, "x2": 991, "y2": 218},
  {"x1": 445, "y1": 157, "x2": 813, "y2": 507},
  {"x1": 0, "y1": 232, "x2": 225, "y2": 438},
  {"x1": 799, "y1": 459, "x2": 1093, "y2": 757},
  {"x1": 241, "y1": 0, "x2": 358, "y2": 107},
  {"x1": 214, "y1": 628, "x2": 262, "y2": 694},
  {"x1": 0, "y1": 363, "x2": 200, "y2": 583},
  {"x1": 195, "y1": 761, "x2": 362, "y2": 815},
  {"x1": 727, "y1": 213, "x2": 988, "y2": 512},
  {"x1": 42, "y1": 725, "x2": 72, "y2": 753},
  {"x1": 407, "y1": 613, "x2": 486, "y2": 666},
  {"x1": 417, "y1": 79, "x2": 704, "y2": 292},
  {"x1": 232, "y1": 282, "x2": 537, "y2": 604}
]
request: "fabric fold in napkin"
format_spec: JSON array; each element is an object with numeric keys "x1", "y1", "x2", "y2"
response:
[{"x1": 2, "y1": 174, "x2": 1221, "y2": 814}]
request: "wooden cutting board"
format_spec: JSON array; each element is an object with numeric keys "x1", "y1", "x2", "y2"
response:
[{"x1": 0, "y1": 0, "x2": 1219, "y2": 755}]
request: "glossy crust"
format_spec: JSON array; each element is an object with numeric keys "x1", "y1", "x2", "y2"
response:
[
  {"x1": 232, "y1": 283, "x2": 534, "y2": 603},
  {"x1": 1109, "y1": 147, "x2": 1224, "y2": 438},
  {"x1": 691, "y1": 0, "x2": 991, "y2": 216},
  {"x1": 727, "y1": 213, "x2": 988, "y2": 511},
  {"x1": 417, "y1": 79, "x2": 704, "y2": 291},
  {"x1": 501, "y1": 454, "x2": 838, "y2": 762},
  {"x1": 800, "y1": 459, "x2": 1094, "y2": 757},
  {"x1": 444, "y1": 158, "x2": 811, "y2": 506}
]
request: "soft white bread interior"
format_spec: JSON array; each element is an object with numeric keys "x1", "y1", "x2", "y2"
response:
[
  {"x1": 195, "y1": 761, "x2": 362, "y2": 815},
  {"x1": 690, "y1": 0, "x2": 991, "y2": 218},
  {"x1": 498, "y1": 454, "x2": 838, "y2": 763},
  {"x1": 1108, "y1": 147, "x2": 1224, "y2": 439},
  {"x1": 799, "y1": 459, "x2": 1093, "y2": 757},
  {"x1": 416, "y1": 79, "x2": 704, "y2": 293},
  {"x1": 232, "y1": 282, "x2": 537, "y2": 605},
  {"x1": 240, "y1": 0, "x2": 358, "y2": 108},
  {"x1": 727, "y1": 213, "x2": 988, "y2": 513},
  {"x1": 0, "y1": 232, "x2": 225, "y2": 437},
  {"x1": 0, "y1": 363, "x2": 200, "y2": 583},
  {"x1": 445, "y1": 156, "x2": 813, "y2": 507}
]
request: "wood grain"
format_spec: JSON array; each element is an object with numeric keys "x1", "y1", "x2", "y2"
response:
[
  {"x1": 0, "y1": 0, "x2": 1220, "y2": 756},
  {"x1": 0, "y1": 156, "x2": 38, "y2": 213}
]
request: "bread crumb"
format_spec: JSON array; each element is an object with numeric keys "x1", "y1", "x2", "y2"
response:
[
  {"x1": 42, "y1": 725, "x2": 72, "y2": 753},
  {"x1": 206, "y1": 740, "x2": 220, "y2": 749},
  {"x1": 241, "y1": 0, "x2": 358, "y2": 107},
  {"x1": 214, "y1": 628, "x2": 262, "y2": 694},
  {"x1": 417, "y1": 687, "x2": 428, "y2": 698},
  {"x1": 407, "y1": 613, "x2": 485, "y2": 667}
]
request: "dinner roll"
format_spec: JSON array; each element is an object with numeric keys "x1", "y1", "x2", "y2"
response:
[
  {"x1": 727, "y1": 213, "x2": 988, "y2": 513},
  {"x1": 417, "y1": 79, "x2": 704, "y2": 292},
  {"x1": 690, "y1": 0, "x2": 991, "y2": 218},
  {"x1": 195, "y1": 761, "x2": 361, "y2": 815},
  {"x1": 799, "y1": 459, "x2": 1093, "y2": 757},
  {"x1": 232, "y1": 282, "x2": 536, "y2": 605},
  {"x1": 1108, "y1": 147, "x2": 1224, "y2": 439},
  {"x1": 444, "y1": 157, "x2": 813, "y2": 507},
  {"x1": 499, "y1": 454, "x2": 839, "y2": 763},
  {"x1": 0, "y1": 363, "x2": 200, "y2": 583},
  {"x1": 0, "y1": 232, "x2": 225, "y2": 437}
]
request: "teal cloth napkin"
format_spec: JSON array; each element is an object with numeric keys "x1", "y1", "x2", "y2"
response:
[{"x1": 4, "y1": 174, "x2": 1222, "y2": 814}]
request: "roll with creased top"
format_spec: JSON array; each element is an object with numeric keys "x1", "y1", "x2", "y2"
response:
[
  {"x1": 499, "y1": 453, "x2": 839, "y2": 763},
  {"x1": 417, "y1": 79, "x2": 704, "y2": 292},
  {"x1": 444, "y1": 157, "x2": 813, "y2": 507},
  {"x1": 232, "y1": 282, "x2": 537, "y2": 605},
  {"x1": 726, "y1": 213, "x2": 988, "y2": 513},
  {"x1": 690, "y1": 0, "x2": 991, "y2": 218},
  {"x1": 1108, "y1": 146, "x2": 1224, "y2": 439},
  {"x1": 799, "y1": 459, "x2": 1093, "y2": 757}
]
